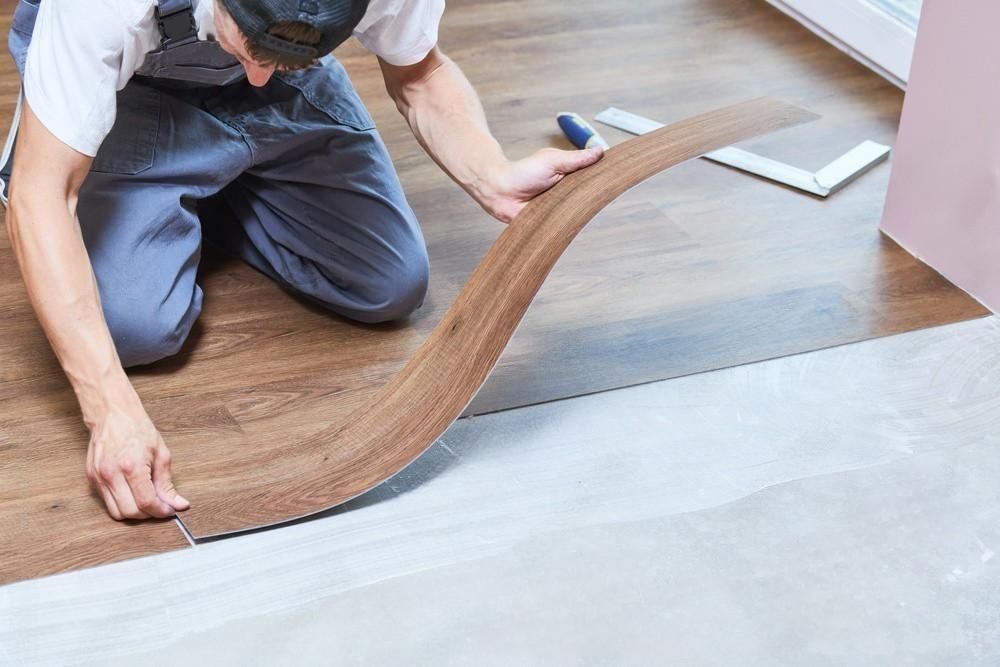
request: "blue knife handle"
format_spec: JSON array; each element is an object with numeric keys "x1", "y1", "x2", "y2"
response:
[{"x1": 557, "y1": 112, "x2": 610, "y2": 150}]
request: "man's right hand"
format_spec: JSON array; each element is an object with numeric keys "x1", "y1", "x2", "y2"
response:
[{"x1": 86, "y1": 403, "x2": 189, "y2": 520}]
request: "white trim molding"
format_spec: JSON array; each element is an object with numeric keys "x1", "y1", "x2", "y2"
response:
[{"x1": 765, "y1": 0, "x2": 917, "y2": 88}]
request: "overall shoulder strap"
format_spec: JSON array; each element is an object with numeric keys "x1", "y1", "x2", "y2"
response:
[{"x1": 154, "y1": 0, "x2": 199, "y2": 48}]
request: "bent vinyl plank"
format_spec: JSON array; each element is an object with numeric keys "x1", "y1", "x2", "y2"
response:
[{"x1": 178, "y1": 98, "x2": 818, "y2": 536}]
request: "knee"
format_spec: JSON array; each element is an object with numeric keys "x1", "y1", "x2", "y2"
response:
[
  {"x1": 354, "y1": 250, "x2": 430, "y2": 324},
  {"x1": 104, "y1": 290, "x2": 202, "y2": 368}
]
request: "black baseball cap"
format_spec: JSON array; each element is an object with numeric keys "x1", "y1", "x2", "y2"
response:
[{"x1": 220, "y1": 0, "x2": 370, "y2": 59}]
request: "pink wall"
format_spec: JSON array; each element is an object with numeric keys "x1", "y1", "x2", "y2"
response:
[{"x1": 880, "y1": 0, "x2": 1000, "y2": 312}]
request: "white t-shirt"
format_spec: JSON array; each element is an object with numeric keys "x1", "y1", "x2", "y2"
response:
[{"x1": 23, "y1": 0, "x2": 445, "y2": 157}]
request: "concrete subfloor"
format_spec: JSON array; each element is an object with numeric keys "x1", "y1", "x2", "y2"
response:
[{"x1": 3, "y1": 316, "x2": 1000, "y2": 665}]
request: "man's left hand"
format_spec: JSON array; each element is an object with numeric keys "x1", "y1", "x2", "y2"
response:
[{"x1": 483, "y1": 146, "x2": 605, "y2": 223}]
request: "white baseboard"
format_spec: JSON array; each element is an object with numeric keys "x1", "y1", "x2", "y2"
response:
[{"x1": 765, "y1": 0, "x2": 916, "y2": 88}]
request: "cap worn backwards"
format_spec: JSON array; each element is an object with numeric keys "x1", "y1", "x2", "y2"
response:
[{"x1": 220, "y1": 0, "x2": 371, "y2": 59}]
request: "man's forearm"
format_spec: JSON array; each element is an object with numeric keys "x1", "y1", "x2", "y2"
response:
[
  {"x1": 6, "y1": 193, "x2": 140, "y2": 424},
  {"x1": 383, "y1": 50, "x2": 508, "y2": 210}
]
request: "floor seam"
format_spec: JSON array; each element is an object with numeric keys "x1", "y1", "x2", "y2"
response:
[{"x1": 175, "y1": 517, "x2": 197, "y2": 547}]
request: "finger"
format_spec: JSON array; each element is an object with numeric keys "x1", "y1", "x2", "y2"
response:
[
  {"x1": 152, "y1": 445, "x2": 190, "y2": 511},
  {"x1": 89, "y1": 463, "x2": 125, "y2": 520},
  {"x1": 98, "y1": 485, "x2": 124, "y2": 521},
  {"x1": 490, "y1": 196, "x2": 525, "y2": 224},
  {"x1": 105, "y1": 470, "x2": 151, "y2": 520},
  {"x1": 125, "y1": 465, "x2": 176, "y2": 519},
  {"x1": 553, "y1": 146, "x2": 604, "y2": 175}
]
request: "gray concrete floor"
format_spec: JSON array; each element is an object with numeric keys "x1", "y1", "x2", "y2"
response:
[{"x1": 3, "y1": 317, "x2": 1000, "y2": 665}]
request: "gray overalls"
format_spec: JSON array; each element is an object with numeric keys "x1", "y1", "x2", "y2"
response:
[{"x1": 2, "y1": 0, "x2": 429, "y2": 367}]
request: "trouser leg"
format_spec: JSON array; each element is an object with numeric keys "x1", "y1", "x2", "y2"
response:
[
  {"x1": 199, "y1": 55, "x2": 430, "y2": 324},
  {"x1": 69, "y1": 81, "x2": 252, "y2": 366}
]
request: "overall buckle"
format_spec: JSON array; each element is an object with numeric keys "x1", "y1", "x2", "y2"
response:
[{"x1": 154, "y1": 4, "x2": 198, "y2": 47}]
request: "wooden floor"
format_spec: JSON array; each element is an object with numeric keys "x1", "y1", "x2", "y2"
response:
[{"x1": 0, "y1": 0, "x2": 988, "y2": 583}]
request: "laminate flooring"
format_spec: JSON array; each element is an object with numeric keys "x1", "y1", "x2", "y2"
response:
[{"x1": 0, "y1": 0, "x2": 989, "y2": 583}]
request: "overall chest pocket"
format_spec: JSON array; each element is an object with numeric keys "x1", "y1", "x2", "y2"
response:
[
  {"x1": 91, "y1": 83, "x2": 161, "y2": 176},
  {"x1": 275, "y1": 55, "x2": 376, "y2": 132}
]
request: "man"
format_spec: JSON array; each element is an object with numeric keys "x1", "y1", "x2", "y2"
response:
[{"x1": 2, "y1": 0, "x2": 603, "y2": 522}]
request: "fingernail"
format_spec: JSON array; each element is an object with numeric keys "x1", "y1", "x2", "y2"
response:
[{"x1": 176, "y1": 495, "x2": 190, "y2": 506}]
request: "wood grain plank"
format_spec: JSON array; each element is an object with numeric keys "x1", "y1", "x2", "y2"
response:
[
  {"x1": 178, "y1": 98, "x2": 818, "y2": 535},
  {"x1": 0, "y1": 400, "x2": 190, "y2": 584},
  {"x1": 0, "y1": 288, "x2": 194, "y2": 584}
]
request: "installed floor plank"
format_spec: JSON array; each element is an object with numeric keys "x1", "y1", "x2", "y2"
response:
[
  {"x1": 0, "y1": 355, "x2": 191, "y2": 583},
  {"x1": 0, "y1": 248, "x2": 192, "y2": 585},
  {"x1": 0, "y1": 0, "x2": 988, "y2": 580}
]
